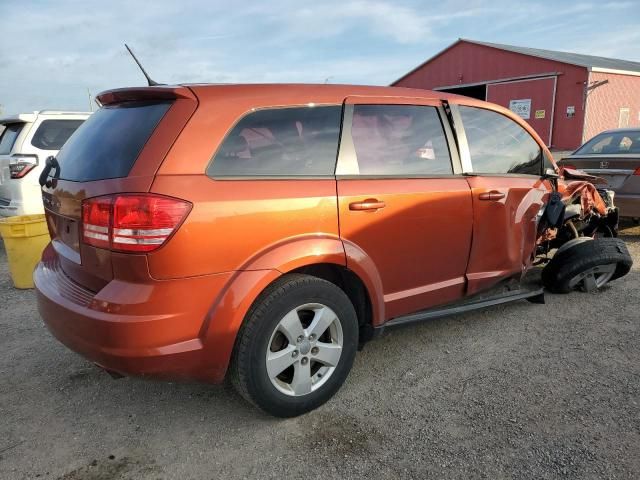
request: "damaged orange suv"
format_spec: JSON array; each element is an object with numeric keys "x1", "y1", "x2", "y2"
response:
[{"x1": 35, "y1": 84, "x2": 631, "y2": 417}]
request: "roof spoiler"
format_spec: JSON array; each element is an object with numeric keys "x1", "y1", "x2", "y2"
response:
[{"x1": 96, "y1": 86, "x2": 195, "y2": 106}]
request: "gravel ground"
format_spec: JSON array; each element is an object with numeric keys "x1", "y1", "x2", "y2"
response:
[{"x1": 1, "y1": 222, "x2": 639, "y2": 480}]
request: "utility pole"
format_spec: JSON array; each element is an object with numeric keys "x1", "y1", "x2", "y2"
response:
[{"x1": 87, "y1": 89, "x2": 93, "y2": 112}]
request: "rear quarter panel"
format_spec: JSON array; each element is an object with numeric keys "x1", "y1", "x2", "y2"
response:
[
  {"x1": 147, "y1": 176, "x2": 342, "y2": 278},
  {"x1": 150, "y1": 86, "x2": 346, "y2": 280}
]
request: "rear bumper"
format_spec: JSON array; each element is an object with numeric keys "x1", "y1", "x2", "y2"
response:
[
  {"x1": 615, "y1": 194, "x2": 640, "y2": 218},
  {"x1": 34, "y1": 244, "x2": 233, "y2": 382}
]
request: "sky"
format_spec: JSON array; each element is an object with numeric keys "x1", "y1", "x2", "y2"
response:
[{"x1": 1, "y1": 0, "x2": 639, "y2": 115}]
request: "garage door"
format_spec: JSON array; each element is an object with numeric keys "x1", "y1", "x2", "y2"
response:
[{"x1": 486, "y1": 76, "x2": 556, "y2": 146}]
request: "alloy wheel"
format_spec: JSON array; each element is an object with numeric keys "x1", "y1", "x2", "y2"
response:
[
  {"x1": 568, "y1": 263, "x2": 617, "y2": 292},
  {"x1": 265, "y1": 303, "x2": 343, "y2": 396}
]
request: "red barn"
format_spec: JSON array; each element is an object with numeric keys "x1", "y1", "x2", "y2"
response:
[{"x1": 392, "y1": 39, "x2": 640, "y2": 151}]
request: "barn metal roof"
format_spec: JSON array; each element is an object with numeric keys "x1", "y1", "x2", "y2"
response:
[
  {"x1": 392, "y1": 39, "x2": 640, "y2": 85},
  {"x1": 465, "y1": 39, "x2": 640, "y2": 73}
]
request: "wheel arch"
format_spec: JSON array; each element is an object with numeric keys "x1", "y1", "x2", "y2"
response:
[
  {"x1": 239, "y1": 235, "x2": 385, "y2": 328},
  {"x1": 200, "y1": 236, "x2": 384, "y2": 379},
  {"x1": 288, "y1": 263, "x2": 376, "y2": 343}
]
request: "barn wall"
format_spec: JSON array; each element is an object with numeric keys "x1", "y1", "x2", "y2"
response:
[
  {"x1": 583, "y1": 71, "x2": 640, "y2": 142},
  {"x1": 393, "y1": 42, "x2": 589, "y2": 150},
  {"x1": 486, "y1": 77, "x2": 556, "y2": 146}
]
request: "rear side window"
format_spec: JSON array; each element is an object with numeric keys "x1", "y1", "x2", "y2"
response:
[
  {"x1": 31, "y1": 119, "x2": 85, "y2": 150},
  {"x1": 208, "y1": 105, "x2": 342, "y2": 177},
  {"x1": 56, "y1": 102, "x2": 171, "y2": 182},
  {"x1": 0, "y1": 123, "x2": 25, "y2": 155},
  {"x1": 460, "y1": 106, "x2": 543, "y2": 175},
  {"x1": 350, "y1": 105, "x2": 452, "y2": 175}
]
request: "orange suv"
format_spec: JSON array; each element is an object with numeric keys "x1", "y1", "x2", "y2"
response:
[{"x1": 35, "y1": 84, "x2": 631, "y2": 417}]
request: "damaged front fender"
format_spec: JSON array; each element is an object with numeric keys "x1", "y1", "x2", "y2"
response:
[
  {"x1": 537, "y1": 169, "x2": 619, "y2": 252},
  {"x1": 558, "y1": 180, "x2": 607, "y2": 217}
]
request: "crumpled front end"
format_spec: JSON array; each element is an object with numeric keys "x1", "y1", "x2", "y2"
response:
[{"x1": 536, "y1": 168, "x2": 619, "y2": 255}]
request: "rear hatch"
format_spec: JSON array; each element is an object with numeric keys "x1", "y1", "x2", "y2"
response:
[{"x1": 41, "y1": 86, "x2": 198, "y2": 291}]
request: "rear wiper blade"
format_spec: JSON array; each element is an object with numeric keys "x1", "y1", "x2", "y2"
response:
[{"x1": 39, "y1": 155, "x2": 59, "y2": 187}]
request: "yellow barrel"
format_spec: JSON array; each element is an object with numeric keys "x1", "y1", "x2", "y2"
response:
[{"x1": 0, "y1": 214, "x2": 50, "y2": 289}]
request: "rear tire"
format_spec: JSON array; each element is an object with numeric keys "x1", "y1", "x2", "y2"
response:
[
  {"x1": 229, "y1": 274, "x2": 358, "y2": 417},
  {"x1": 542, "y1": 238, "x2": 632, "y2": 294}
]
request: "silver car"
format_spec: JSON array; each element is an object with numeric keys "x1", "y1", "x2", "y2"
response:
[{"x1": 560, "y1": 128, "x2": 640, "y2": 219}]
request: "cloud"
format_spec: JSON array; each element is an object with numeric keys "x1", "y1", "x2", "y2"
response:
[
  {"x1": 274, "y1": 1, "x2": 432, "y2": 44},
  {"x1": 560, "y1": 25, "x2": 640, "y2": 59},
  {"x1": 0, "y1": 0, "x2": 638, "y2": 115}
]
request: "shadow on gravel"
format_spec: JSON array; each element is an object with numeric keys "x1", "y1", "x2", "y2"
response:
[{"x1": 619, "y1": 219, "x2": 640, "y2": 242}]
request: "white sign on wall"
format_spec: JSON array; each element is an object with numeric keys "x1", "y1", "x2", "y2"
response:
[{"x1": 509, "y1": 99, "x2": 532, "y2": 119}]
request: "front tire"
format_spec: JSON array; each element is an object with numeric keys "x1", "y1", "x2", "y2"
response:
[
  {"x1": 229, "y1": 274, "x2": 358, "y2": 417},
  {"x1": 542, "y1": 238, "x2": 632, "y2": 293}
]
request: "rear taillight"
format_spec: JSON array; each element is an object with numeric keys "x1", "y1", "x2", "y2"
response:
[
  {"x1": 81, "y1": 194, "x2": 191, "y2": 253},
  {"x1": 82, "y1": 196, "x2": 112, "y2": 249},
  {"x1": 9, "y1": 154, "x2": 38, "y2": 179},
  {"x1": 633, "y1": 167, "x2": 640, "y2": 176}
]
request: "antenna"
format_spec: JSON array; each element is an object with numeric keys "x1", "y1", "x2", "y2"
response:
[
  {"x1": 87, "y1": 88, "x2": 93, "y2": 112},
  {"x1": 124, "y1": 44, "x2": 162, "y2": 86}
]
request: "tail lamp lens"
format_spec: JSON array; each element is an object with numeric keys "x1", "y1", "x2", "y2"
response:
[
  {"x1": 9, "y1": 154, "x2": 39, "y2": 179},
  {"x1": 633, "y1": 167, "x2": 640, "y2": 176},
  {"x1": 82, "y1": 197, "x2": 111, "y2": 249},
  {"x1": 81, "y1": 194, "x2": 191, "y2": 253}
]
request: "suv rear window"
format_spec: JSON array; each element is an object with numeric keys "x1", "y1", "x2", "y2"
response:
[
  {"x1": 56, "y1": 102, "x2": 171, "y2": 182},
  {"x1": 31, "y1": 119, "x2": 85, "y2": 150},
  {"x1": 208, "y1": 105, "x2": 342, "y2": 177},
  {"x1": 0, "y1": 123, "x2": 25, "y2": 155}
]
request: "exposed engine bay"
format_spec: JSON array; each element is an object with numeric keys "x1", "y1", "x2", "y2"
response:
[
  {"x1": 537, "y1": 168, "x2": 619, "y2": 253},
  {"x1": 535, "y1": 167, "x2": 632, "y2": 293}
]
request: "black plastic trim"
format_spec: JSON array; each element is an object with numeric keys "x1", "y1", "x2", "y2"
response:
[
  {"x1": 335, "y1": 174, "x2": 463, "y2": 180},
  {"x1": 375, "y1": 287, "x2": 544, "y2": 334}
]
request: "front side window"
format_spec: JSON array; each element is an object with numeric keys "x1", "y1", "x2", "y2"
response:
[
  {"x1": 0, "y1": 123, "x2": 25, "y2": 155},
  {"x1": 31, "y1": 119, "x2": 85, "y2": 150},
  {"x1": 208, "y1": 105, "x2": 342, "y2": 177},
  {"x1": 350, "y1": 105, "x2": 452, "y2": 175},
  {"x1": 459, "y1": 106, "x2": 543, "y2": 175}
]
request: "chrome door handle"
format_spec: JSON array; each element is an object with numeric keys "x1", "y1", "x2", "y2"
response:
[
  {"x1": 349, "y1": 199, "x2": 386, "y2": 211},
  {"x1": 479, "y1": 191, "x2": 506, "y2": 201}
]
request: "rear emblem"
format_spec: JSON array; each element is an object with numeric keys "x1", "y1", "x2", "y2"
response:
[{"x1": 600, "y1": 161, "x2": 609, "y2": 168}]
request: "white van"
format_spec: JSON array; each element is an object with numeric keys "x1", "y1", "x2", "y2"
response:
[{"x1": 0, "y1": 111, "x2": 90, "y2": 216}]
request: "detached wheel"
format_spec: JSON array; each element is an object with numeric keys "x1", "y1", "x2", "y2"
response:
[
  {"x1": 542, "y1": 237, "x2": 633, "y2": 293},
  {"x1": 230, "y1": 274, "x2": 358, "y2": 417}
]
